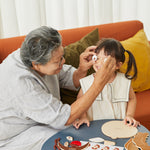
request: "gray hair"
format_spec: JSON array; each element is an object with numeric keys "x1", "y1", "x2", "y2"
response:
[{"x1": 20, "y1": 26, "x2": 62, "y2": 68}]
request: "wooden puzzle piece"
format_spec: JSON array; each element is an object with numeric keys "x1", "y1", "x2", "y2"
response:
[
  {"x1": 124, "y1": 138, "x2": 138, "y2": 150},
  {"x1": 132, "y1": 132, "x2": 150, "y2": 150}
]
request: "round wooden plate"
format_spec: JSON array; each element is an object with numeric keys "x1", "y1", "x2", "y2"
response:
[{"x1": 101, "y1": 120, "x2": 138, "y2": 139}]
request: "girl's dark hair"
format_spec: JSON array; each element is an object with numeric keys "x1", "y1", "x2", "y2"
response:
[{"x1": 95, "y1": 38, "x2": 137, "y2": 80}]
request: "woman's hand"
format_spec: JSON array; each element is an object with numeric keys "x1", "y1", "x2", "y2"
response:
[
  {"x1": 78, "y1": 46, "x2": 97, "y2": 73},
  {"x1": 124, "y1": 115, "x2": 140, "y2": 127},
  {"x1": 73, "y1": 46, "x2": 97, "y2": 87},
  {"x1": 93, "y1": 56, "x2": 116, "y2": 91}
]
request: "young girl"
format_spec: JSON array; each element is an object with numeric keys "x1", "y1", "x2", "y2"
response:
[{"x1": 73, "y1": 38, "x2": 140, "y2": 129}]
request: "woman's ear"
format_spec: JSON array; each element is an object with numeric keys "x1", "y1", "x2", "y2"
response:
[
  {"x1": 116, "y1": 62, "x2": 123, "y2": 70},
  {"x1": 32, "y1": 62, "x2": 40, "y2": 71}
]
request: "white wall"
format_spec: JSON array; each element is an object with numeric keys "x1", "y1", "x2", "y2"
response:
[{"x1": 0, "y1": 0, "x2": 150, "y2": 40}]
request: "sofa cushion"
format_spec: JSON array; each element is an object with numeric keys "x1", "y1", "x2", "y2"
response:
[
  {"x1": 120, "y1": 29, "x2": 150, "y2": 92},
  {"x1": 61, "y1": 28, "x2": 99, "y2": 104}
]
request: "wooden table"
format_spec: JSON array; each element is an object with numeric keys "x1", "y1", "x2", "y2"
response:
[{"x1": 42, "y1": 119, "x2": 150, "y2": 150}]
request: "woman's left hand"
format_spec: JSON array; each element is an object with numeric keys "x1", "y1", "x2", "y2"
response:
[{"x1": 124, "y1": 116, "x2": 140, "y2": 127}]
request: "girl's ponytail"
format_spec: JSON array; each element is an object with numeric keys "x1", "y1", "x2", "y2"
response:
[{"x1": 124, "y1": 50, "x2": 137, "y2": 80}]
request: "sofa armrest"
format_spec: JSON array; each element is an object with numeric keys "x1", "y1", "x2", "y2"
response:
[{"x1": 135, "y1": 90, "x2": 150, "y2": 130}]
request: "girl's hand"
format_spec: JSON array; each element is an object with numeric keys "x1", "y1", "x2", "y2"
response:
[
  {"x1": 72, "y1": 116, "x2": 90, "y2": 129},
  {"x1": 124, "y1": 116, "x2": 140, "y2": 127}
]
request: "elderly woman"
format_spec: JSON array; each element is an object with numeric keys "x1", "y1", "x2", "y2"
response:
[{"x1": 0, "y1": 26, "x2": 115, "y2": 150}]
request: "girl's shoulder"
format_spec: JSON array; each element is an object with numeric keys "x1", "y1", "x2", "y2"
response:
[
  {"x1": 114, "y1": 72, "x2": 131, "y2": 86},
  {"x1": 117, "y1": 72, "x2": 129, "y2": 80},
  {"x1": 80, "y1": 73, "x2": 94, "y2": 82}
]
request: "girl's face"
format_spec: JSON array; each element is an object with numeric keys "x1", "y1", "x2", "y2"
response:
[
  {"x1": 93, "y1": 48, "x2": 122, "y2": 72},
  {"x1": 93, "y1": 48, "x2": 108, "y2": 72}
]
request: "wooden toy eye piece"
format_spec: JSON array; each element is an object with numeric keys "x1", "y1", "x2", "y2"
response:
[
  {"x1": 66, "y1": 136, "x2": 73, "y2": 141},
  {"x1": 92, "y1": 55, "x2": 97, "y2": 61}
]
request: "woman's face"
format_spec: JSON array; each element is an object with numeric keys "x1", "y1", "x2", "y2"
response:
[
  {"x1": 93, "y1": 48, "x2": 109, "y2": 72},
  {"x1": 32, "y1": 45, "x2": 65, "y2": 76}
]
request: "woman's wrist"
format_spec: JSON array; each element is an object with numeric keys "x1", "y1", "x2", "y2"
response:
[
  {"x1": 73, "y1": 68, "x2": 87, "y2": 88},
  {"x1": 77, "y1": 66, "x2": 87, "y2": 77},
  {"x1": 92, "y1": 78, "x2": 107, "y2": 93}
]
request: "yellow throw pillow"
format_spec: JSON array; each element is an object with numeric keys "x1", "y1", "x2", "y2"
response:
[{"x1": 120, "y1": 29, "x2": 150, "y2": 92}]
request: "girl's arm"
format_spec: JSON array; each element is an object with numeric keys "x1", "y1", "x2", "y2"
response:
[
  {"x1": 72, "y1": 89, "x2": 90, "y2": 129},
  {"x1": 126, "y1": 86, "x2": 137, "y2": 117},
  {"x1": 124, "y1": 85, "x2": 140, "y2": 127}
]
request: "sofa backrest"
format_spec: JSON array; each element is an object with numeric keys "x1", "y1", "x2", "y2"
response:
[
  {"x1": 59, "y1": 20, "x2": 143, "y2": 46},
  {"x1": 0, "y1": 20, "x2": 143, "y2": 63}
]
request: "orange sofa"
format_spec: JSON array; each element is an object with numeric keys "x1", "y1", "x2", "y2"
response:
[{"x1": 0, "y1": 20, "x2": 150, "y2": 130}]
